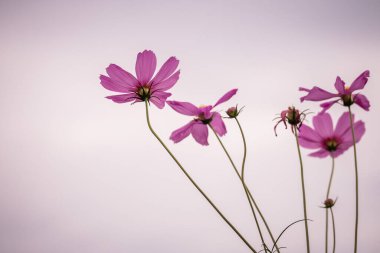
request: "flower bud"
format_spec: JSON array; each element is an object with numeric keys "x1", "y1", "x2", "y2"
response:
[
  {"x1": 226, "y1": 106, "x2": 239, "y2": 118},
  {"x1": 324, "y1": 198, "x2": 335, "y2": 208}
]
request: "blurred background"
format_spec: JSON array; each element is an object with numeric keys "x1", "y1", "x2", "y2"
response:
[{"x1": 0, "y1": 0, "x2": 379, "y2": 252}]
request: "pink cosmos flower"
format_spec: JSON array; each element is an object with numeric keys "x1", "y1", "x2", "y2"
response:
[
  {"x1": 100, "y1": 50, "x2": 180, "y2": 109},
  {"x1": 167, "y1": 89, "x2": 238, "y2": 146},
  {"x1": 299, "y1": 70, "x2": 370, "y2": 113},
  {"x1": 298, "y1": 112, "x2": 365, "y2": 158}
]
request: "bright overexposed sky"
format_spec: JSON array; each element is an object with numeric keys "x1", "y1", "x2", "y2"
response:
[{"x1": 1, "y1": 0, "x2": 379, "y2": 252}]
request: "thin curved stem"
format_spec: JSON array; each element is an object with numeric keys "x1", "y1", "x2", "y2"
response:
[
  {"x1": 325, "y1": 157, "x2": 335, "y2": 253},
  {"x1": 326, "y1": 157, "x2": 335, "y2": 199},
  {"x1": 209, "y1": 125, "x2": 267, "y2": 252},
  {"x1": 235, "y1": 118, "x2": 281, "y2": 253},
  {"x1": 144, "y1": 101, "x2": 257, "y2": 253},
  {"x1": 294, "y1": 127, "x2": 311, "y2": 253},
  {"x1": 330, "y1": 208, "x2": 336, "y2": 253},
  {"x1": 271, "y1": 219, "x2": 311, "y2": 252},
  {"x1": 348, "y1": 106, "x2": 359, "y2": 253}
]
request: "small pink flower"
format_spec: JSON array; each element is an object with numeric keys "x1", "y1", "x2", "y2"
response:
[
  {"x1": 167, "y1": 89, "x2": 238, "y2": 146},
  {"x1": 100, "y1": 50, "x2": 180, "y2": 109},
  {"x1": 298, "y1": 112, "x2": 365, "y2": 158},
  {"x1": 299, "y1": 70, "x2": 370, "y2": 112}
]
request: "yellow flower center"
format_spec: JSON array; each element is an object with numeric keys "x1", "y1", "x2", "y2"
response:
[
  {"x1": 325, "y1": 139, "x2": 338, "y2": 151},
  {"x1": 137, "y1": 86, "x2": 150, "y2": 98}
]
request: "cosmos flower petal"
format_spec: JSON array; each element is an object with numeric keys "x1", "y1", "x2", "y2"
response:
[
  {"x1": 167, "y1": 100, "x2": 199, "y2": 116},
  {"x1": 320, "y1": 99, "x2": 340, "y2": 113},
  {"x1": 349, "y1": 70, "x2": 370, "y2": 92},
  {"x1": 170, "y1": 120, "x2": 196, "y2": 143},
  {"x1": 153, "y1": 70, "x2": 180, "y2": 91},
  {"x1": 213, "y1": 89, "x2": 238, "y2": 108},
  {"x1": 210, "y1": 112, "x2": 227, "y2": 136},
  {"x1": 299, "y1": 86, "x2": 338, "y2": 102},
  {"x1": 135, "y1": 50, "x2": 157, "y2": 84},
  {"x1": 191, "y1": 123, "x2": 209, "y2": 146},
  {"x1": 334, "y1": 112, "x2": 351, "y2": 137},
  {"x1": 106, "y1": 64, "x2": 139, "y2": 90},
  {"x1": 298, "y1": 124, "x2": 323, "y2": 149},
  {"x1": 334, "y1": 76, "x2": 346, "y2": 94},
  {"x1": 100, "y1": 75, "x2": 131, "y2": 93},
  {"x1": 106, "y1": 93, "x2": 139, "y2": 103},
  {"x1": 313, "y1": 113, "x2": 334, "y2": 138},
  {"x1": 341, "y1": 120, "x2": 366, "y2": 144},
  {"x1": 354, "y1": 94, "x2": 370, "y2": 111},
  {"x1": 150, "y1": 91, "x2": 171, "y2": 109},
  {"x1": 331, "y1": 148, "x2": 347, "y2": 158},
  {"x1": 151, "y1": 57, "x2": 179, "y2": 84},
  {"x1": 308, "y1": 149, "x2": 330, "y2": 158}
]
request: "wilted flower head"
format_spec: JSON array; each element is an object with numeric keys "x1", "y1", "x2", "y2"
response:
[
  {"x1": 323, "y1": 198, "x2": 336, "y2": 208},
  {"x1": 299, "y1": 70, "x2": 370, "y2": 113},
  {"x1": 298, "y1": 112, "x2": 365, "y2": 158},
  {"x1": 167, "y1": 89, "x2": 238, "y2": 145},
  {"x1": 100, "y1": 50, "x2": 180, "y2": 109},
  {"x1": 226, "y1": 105, "x2": 243, "y2": 118},
  {"x1": 274, "y1": 106, "x2": 308, "y2": 136}
]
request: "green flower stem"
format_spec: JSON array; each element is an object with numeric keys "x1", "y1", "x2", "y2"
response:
[
  {"x1": 325, "y1": 157, "x2": 335, "y2": 253},
  {"x1": 144, "y1": 101, "x2": 257, "y2": 253},
  {"x1": 325, "y1": 209, "x2": 328, "y2": 253},
  {"x1": 235, "y1": 118, "x2": 281, "y2": 253},
  {"x1": 326, "y1": 157, "x2": 335, "y2": 200},
  {"x1": 209, "y1": 125, "x2": 268, "y2": 252},
  {"x1": 294, "y1": 127, "x2": 311, "y2": 253},
  {"x1": 348, "y1": 106, "x2": 359, "y2": 253},
  {"x1": 330, "y1": 207, "x2": 336, "y2": 253}
]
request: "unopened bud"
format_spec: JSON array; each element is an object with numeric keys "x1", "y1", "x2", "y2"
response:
[{"x1": 226, "y1": 106, "x2": 239, "y2": 118}]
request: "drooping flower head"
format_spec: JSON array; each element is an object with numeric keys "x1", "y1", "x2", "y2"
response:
[
  {"x1": 298, "y1": 112, "x2": 365, "y2": 158},
  {"x1": 100, "y1": 50, "x2": 180, "y2": 108},
  {"x1": 274, "y1": 106, "x2": 308, "y2": 136},
  {"x1": 299, "y1": 70, "x2": 370, "y2": 113},
  {"x1": 167, "y1": 89, "x2": 238, "y2": 146}
]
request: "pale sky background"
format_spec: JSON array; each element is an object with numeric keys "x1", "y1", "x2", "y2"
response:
[{"x1": 0, "y1": 0, "x2": 379, "y2": 252}]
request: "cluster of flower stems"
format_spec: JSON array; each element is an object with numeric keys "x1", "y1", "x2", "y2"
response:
[
  {"x1": 100, "y1": 51, "x2": 367, "y2": 253},
  {"x1": 143, "y1": 99, "x2": 360, "y2": 253}
]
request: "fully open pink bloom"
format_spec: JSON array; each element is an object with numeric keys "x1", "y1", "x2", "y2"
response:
[
  {"x1": 167, "y1": 89, "x2": 238, "y2": 146},
  {"x1": 298, "y1": 112, "x2": 365, "y2": 158},
  {"x1": 299, "y1": 70, "x2": 370, "y2": 113},
  {"x1": 100, "y1": 50, "x2": 180, "y2": 109}
]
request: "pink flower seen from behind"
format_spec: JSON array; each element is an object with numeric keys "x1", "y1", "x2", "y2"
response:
[
  {"x1": 298, "y1": 112, "x2": 365, "y2": 158},
  {"x1": 167, "y1": 89, "x2": 238, "y2": 146},
  {"x1": 299, "y1": 70, "x2": 370, "y2": 113},
  {"x1": 100, "y1": 50, "x2": 180, "y2": 109}
]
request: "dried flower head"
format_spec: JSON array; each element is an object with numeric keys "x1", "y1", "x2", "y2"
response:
[
  {"x1": 274, "y1": 106, "x2": 308, "y2": 136},
  {"x1": 323, "y1": 198, "x2": 336, "y2": 208}
]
